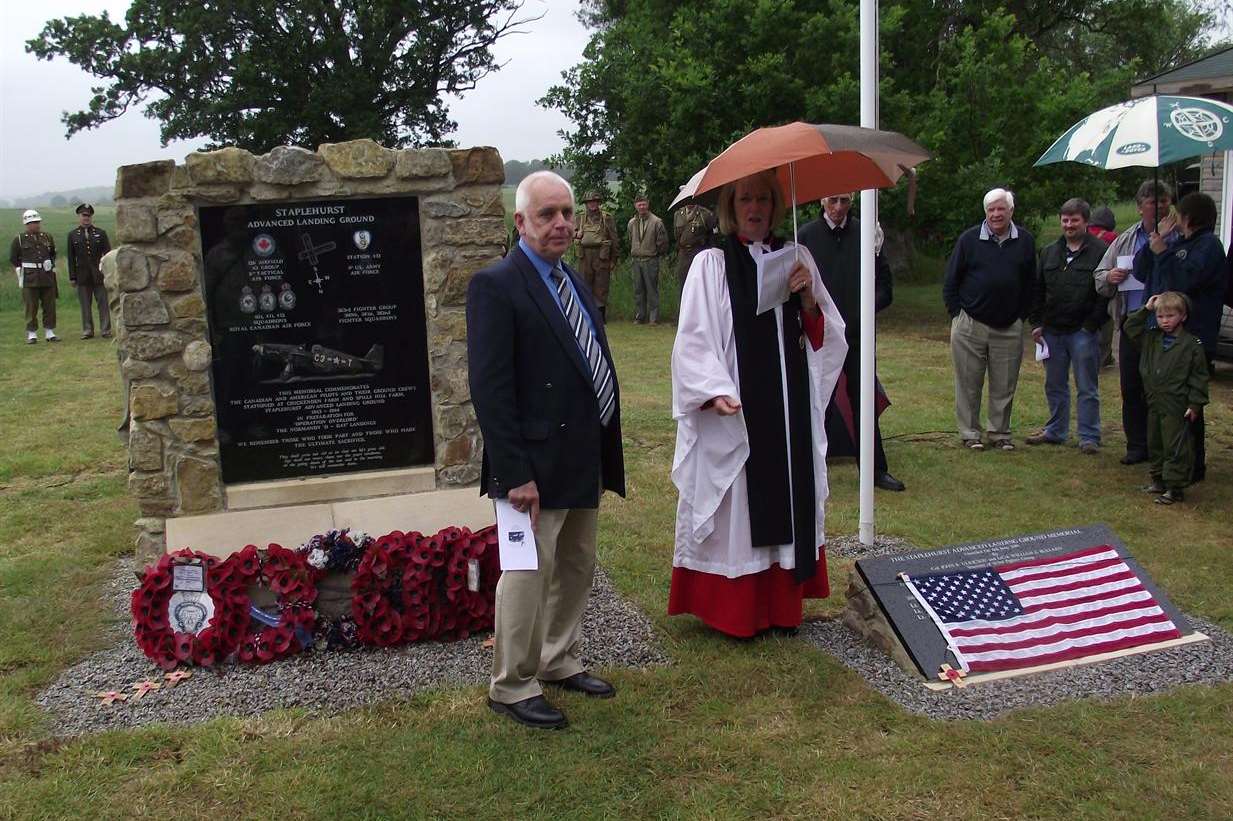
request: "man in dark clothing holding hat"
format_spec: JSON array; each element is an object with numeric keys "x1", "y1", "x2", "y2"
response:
[
  {"x1": 67, "y1": 203, "x2": 113, "y2": 339},
  {"x1": 572, "y1": 190, "x2": 620, "y2": 322},
  {"x1": 10, "y1": 209, "x2": 59, "y2": 344}
]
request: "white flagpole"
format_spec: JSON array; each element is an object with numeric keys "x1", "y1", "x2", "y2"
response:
[{"x1": 858, "y1": 0, "x2": 878, "y2": 545}]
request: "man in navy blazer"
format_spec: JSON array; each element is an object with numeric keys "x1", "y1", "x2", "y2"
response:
[{"x1": 467, "y1": 171, "x2": 626, "y2": 729}]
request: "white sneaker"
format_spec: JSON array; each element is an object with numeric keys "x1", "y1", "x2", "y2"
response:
[
  {"x1": 26, "y1": 332, "x2": 37, "y2": 344},
  {"x1": 45, "y1": 329, "x2": 60, "y2": 342}
]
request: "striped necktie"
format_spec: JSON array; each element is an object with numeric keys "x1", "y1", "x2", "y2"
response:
[{"x1": 551, "y1": 266, "x2": 615, "y2": 426}]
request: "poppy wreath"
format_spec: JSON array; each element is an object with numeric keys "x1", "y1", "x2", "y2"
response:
[
  {"x1": 351, "y1": 530, "x2": 449, "y2": 646},
  {"x1": 231, "y1": 544, "x2": 319, "y2": 664},
  {"x1": 440, "y1": 525, "x2": 501, "y2": 639},
  {"x1": 131, "y1": 549, "x2": 249, "y2": 670}
]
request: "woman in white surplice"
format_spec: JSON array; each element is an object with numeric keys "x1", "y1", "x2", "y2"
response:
[{"x1": 668, "y1": 170, "x2": 847, "y2": 637}]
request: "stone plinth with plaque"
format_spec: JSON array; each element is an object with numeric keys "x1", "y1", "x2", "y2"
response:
[{"x1": 102, "y1": 141, "x2": 507, "y2": 562}]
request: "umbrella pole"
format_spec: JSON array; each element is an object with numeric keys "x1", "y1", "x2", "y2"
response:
[{"x1": 790, "y1": 161, "x2": 799, "y2": 261}]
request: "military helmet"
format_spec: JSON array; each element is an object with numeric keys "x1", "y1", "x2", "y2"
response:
[
  {"x1": 582, "y1": 190, "x2": 603, "y2": 203},
  {"x1": 22, "y1": 209, "x2": 42, "y2": 224}
]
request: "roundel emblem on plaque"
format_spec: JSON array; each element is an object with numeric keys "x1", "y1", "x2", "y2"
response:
[
  {"x1": 253, "y1": 233, "x2": 277, "y2": 256},
  {"x1": 353, "y1": 230, "x2": 372, "y2": 251},
  {"x1": 1170, "y1": 107, "x2": 1224, "y2": 143},
  {"x1": 278, "y1": 282, "x2": 297, "y2": 310}
]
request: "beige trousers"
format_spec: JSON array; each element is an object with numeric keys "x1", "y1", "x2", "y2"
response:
[
  {"x1": 489, "y1": 506, "x2": 598, "y2": 703},
  {"x1": 950, "y1": 310, "x2": 1024, "y2": 442}
]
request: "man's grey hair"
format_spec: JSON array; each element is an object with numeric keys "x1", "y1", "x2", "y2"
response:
[
  {"x1": 983, "y1": 187, "x2": 1015, "y2": 210},
  {"x1": 515, "y1": 171, "x2": 575, "y2": 214}
]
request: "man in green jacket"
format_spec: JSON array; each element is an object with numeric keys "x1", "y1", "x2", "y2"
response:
[
  {"x1": 10, "y1": 209, "x2": 59, "y2": 344},
  {"x1": 1026, "y1": 198, "x2": 1108, "y2": 453},
  {"x1": 1122, "y1": 292, "x2": 1209, "y2": 505}
]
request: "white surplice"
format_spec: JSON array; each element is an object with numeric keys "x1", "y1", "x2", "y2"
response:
[{"x1": 671, "y1": 242, "x2": 847, "y2": 578}]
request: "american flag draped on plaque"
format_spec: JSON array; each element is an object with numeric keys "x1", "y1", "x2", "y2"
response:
[{"x1": 903, "y1": 546, "x2": 1181, "y2": 674}]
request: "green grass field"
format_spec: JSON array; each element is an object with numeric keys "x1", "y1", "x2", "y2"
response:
[{"x1": 2, "y1": 206, "x2": 1233, "y2": 817}]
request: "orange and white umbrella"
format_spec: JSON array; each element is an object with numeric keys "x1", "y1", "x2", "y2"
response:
[{"x1": 670, "y1": 121, "x2": 930, "y2": 211}]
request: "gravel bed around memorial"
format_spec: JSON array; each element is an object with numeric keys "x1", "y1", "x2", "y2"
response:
[
  {"x1": 37, "y1": 560, "x2": 669, "y2": 737},
  {"x1": 801, "y1": 615, "x2": 1233, "y2": 720},
  {"x1": 827, "y1": 533, "x2": 916, "y2": 560}
]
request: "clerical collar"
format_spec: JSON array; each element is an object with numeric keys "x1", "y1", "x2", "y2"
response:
[{"x1": 737, "y1": 234, "x2": 770, "y2": 245}]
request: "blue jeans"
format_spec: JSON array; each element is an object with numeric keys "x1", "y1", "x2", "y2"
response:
[{"x1": 1042, "y1": 329, "x2": 1101, "y2": 445}]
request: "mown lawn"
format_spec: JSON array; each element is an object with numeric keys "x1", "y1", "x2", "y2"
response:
[{"x1": 1, "y1": 242, "x2": 1232, "y2": 817}]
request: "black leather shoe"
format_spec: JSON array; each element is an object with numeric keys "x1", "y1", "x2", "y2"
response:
[
  {"x1": 487, "y1": 695, "x2": 568, "y2": 729},
  {"x1": 542, "y1": 671, "x2": 616, "y2": 698},
  {"x1": 874, "y1": 472, "x2": 906, "y2": 492},
  {"x1": 1120, "y1": 451, "x2": 1148, "y2": 465}
]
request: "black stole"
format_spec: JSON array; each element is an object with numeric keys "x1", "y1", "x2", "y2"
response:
[{"x1": 721, "y1": 234, "x2": 817, "y2": 583}]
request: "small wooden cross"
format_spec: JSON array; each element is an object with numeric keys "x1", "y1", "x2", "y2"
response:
[
  {"x1": 95, "y1": 690, "x2": 128, "y2": 705},
  {"x1": 164, "y1": 670, "x2": 192, "y2": 687},
  {"x1": 938, "y1": 664, "x2": 968, "y2": 688},
  {"x1": 131, "y1": 680, "x2": 162, "y2": 700}
]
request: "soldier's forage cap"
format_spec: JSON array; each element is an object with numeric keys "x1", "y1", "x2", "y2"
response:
[
  {"x1": 582, "y1": 190, "x2": 603, "y2": 202},
  {"x1": 22, "y1": 209, "x2": 42, "y2": 224},
  {"x1": 75, "y1": 203, "x2": 95, "y2": 215}
]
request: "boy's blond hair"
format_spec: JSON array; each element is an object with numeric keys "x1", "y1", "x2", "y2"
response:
[{"x1": 1154, "y1": 291, "x2": 1188, "y2": 316}]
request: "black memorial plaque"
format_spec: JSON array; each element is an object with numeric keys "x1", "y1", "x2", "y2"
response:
[
  {"x1": 855, "y1": 524, "x2": 1193, "y2": 677},
  {"x1": 200, "y1": 197, "x2": 433, "y2": 484}
]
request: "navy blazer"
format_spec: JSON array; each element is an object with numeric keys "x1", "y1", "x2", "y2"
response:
[
  {"x1": 466, "y1": 245, "x2": 626, "y2": 509},
  {"x1": 1132, "y1": 227, "x2": 1226, "y2": 352}
]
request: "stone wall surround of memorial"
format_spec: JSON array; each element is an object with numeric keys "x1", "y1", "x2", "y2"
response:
[{"x1": 102, "y1": 141, "x2": 507, "y2": 563}]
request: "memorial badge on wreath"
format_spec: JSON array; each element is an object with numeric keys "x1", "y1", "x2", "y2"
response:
[
  {"x1": 298, "y1": 528, "x2": 373, "y2": 649},
  {"x1": 351, "y1": 531, "x2": 446, "y2": 646},
  {"x1": 131, "y1": 549, "x2": 249, "y2": 670},
  {"x1": 230, "y1": 544, "x2": 318, "y2": 664}
]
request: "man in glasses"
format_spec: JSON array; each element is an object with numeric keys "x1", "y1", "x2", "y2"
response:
[{"x1": 799, "y1": 193, "x2": 905, "y2": 491}]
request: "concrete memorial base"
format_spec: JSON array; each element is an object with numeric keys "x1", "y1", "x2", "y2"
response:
[
  {"x1": 842, "y1": 524, "x2": 1206, "y2": 687},
  {"x1": 165, "y1": 483, "x2": 494, "y2": 557}
]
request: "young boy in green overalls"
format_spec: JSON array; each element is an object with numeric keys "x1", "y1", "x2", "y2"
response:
[{"x1": 1122, "y1": 291, "x2": 1209, "y2": 504}]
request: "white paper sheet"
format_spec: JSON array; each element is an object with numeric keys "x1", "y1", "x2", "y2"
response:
[
  {"x1": 494, "y1": 499, "x2": 538, "y2": 570},
  {"x1": 1116, "y1": 255, "x2": 1144, "y2": 292},
  {"x1": 755, "y1": 245, "x2": 799, "y2": 315},
  {"x1": 1035, "y1": 339, "x2": 1050, "y2": 361}
]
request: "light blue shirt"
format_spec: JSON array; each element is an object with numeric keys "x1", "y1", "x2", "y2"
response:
[{"x1": 518, "y1": 238, "x2": 599, "y2": 343}]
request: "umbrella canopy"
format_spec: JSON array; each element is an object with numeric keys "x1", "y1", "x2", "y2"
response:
[
  {"x1": 1035, "y1": 95, "x2": 1233, "y2": 169},
  {"x1": 670, "y1": 122, "x2": 930, "y2": 210}
]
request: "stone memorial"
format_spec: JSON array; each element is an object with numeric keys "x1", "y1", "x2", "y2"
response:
[
  {"x1": 843, "y1": 524, "x2": 1206, "y2": 684},
  {"x1": 103, "y1": 140, "x2": 507, "y2": 563}
]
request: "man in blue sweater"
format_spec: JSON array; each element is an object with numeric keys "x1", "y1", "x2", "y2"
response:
[{"x1": 943, "y1": 188, "x2": 1036, "y2": 451}]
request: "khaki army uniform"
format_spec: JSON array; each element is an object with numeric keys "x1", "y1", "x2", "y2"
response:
[
  {"x1": 68, "y1": 224, "x2": 113, "y2": 337},
  {"x1": 572, "y1": 208, "x2": 620, "y2": 315},
  {"x1": 627, "y1": 210, "x2": 668, "y2": 323},
  {"x1": 673, "y1": 204, "x2": 717, "y2": 292},
  {"x1": 10, "y1": 231, "x2": 58, "y2": 337}
]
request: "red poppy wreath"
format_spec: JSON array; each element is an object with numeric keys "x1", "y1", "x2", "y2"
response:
[
  {"x1": 440, "y1": 525, "x2": 501, "y2": 639},
  {"x1": 351, "y1": 530, "x2": 448, "y2": 646},
  {"x1": 131, "y1": 549, "x2": 249, "y2": 670},
  {"x1": 231, "y1": 544, "x2": 319, "y2": 664}
]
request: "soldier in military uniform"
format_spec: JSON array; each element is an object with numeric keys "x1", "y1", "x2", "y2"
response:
[
  {"x1": 10, "y1": 209, "x2": 59, "y2": 344},
  {"x1": 572, "y1": 190, "x2": 620, "y2": 322},
  {"x1": 672, "y1": 203, "x2": 717, "y2": 295},
  {"x1": 67, "y1": 203, "x2": 113, "y2": 339}
]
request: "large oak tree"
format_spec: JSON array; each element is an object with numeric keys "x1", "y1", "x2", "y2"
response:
[{"x1": 28, "y1": 0, "x2": 532, "y2": 151}]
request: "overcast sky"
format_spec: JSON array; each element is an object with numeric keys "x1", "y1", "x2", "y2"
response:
[{"x1": 0, "y1": 0, "x2": 589, "y2": 200}]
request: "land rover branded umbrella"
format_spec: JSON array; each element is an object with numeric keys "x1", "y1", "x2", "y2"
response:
[{"x1": 1034, "y1": 95, "x2": 1233, "y2": 169}]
